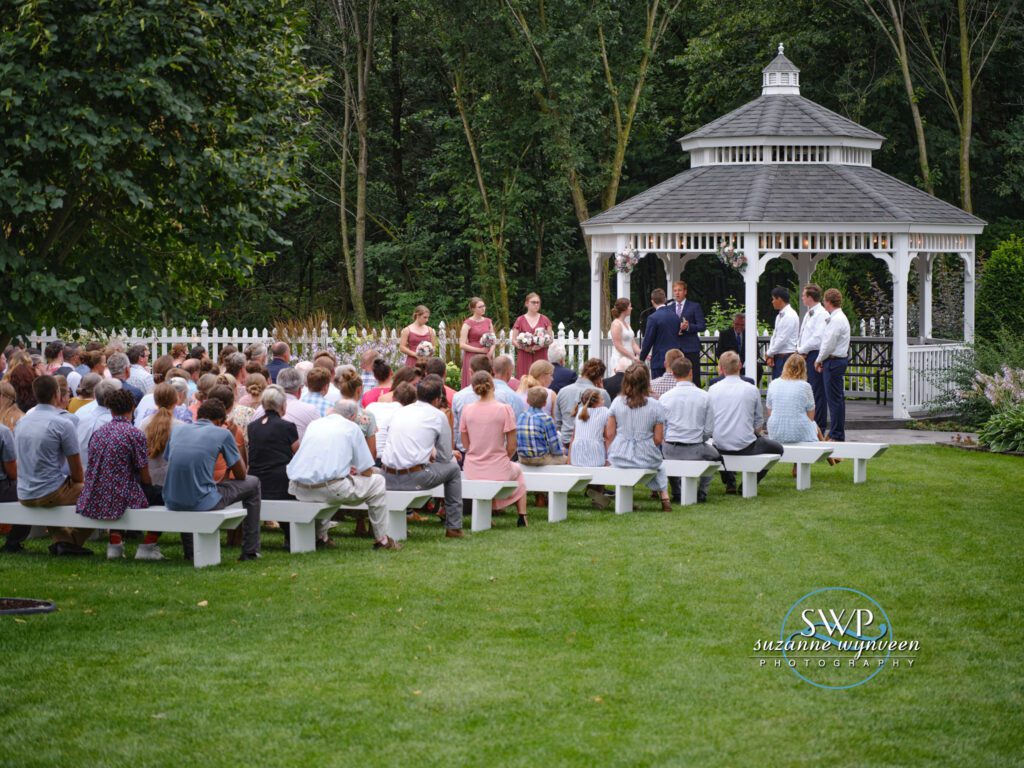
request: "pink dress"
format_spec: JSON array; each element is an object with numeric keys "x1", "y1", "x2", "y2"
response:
[
  {"x1": 512, "y1": 313, "x2": 552, "y2": 378},
  {"x1": 405, "y1": 327, "x2": 434, "y2": 367},
  {"x1": 461, "y1": 317, "x2": 494, "y2": 388},
  {"x1": 460, "y1": 399, "x2": 526, "y2": 510}
]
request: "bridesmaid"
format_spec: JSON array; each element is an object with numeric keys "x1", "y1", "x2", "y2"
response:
[
  {"x1": 459, "y1": 297, "x2": 494, "y2": 388},
  {"x1": 399, "y1": 305, "x2": 439, "y2": 368},
  {"x1": 511, "y1": 292, "x2": 553, "y2": 379}
]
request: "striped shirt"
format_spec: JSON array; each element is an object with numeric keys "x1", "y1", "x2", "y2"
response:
[
  {"x1": 569, "y1": 406, "x2": 610, "y2": 467},
  {"x1": 300, "y1": 391, "x2": 332, "y2": 418}
]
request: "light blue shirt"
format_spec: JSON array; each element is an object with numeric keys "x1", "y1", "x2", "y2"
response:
[
  {"x1": 287, "y1": 414, "x2": 373, "y2": 485},
  {"x1": 163, "y1": 419, "x2": 241, "y2": 511},
  {"x1": 0, "y1": 424, "x2": 15, "y2": 481},
  {"x1": 494, "y1": 379, "x2": 526, "y2": 420},
  {"x1": 708, "y1": 376, "x2": 764, "y2": 452},
  {"x1": 659, "y1": 381, "x2": 714, "y2": 444},
  {"x1": 452, "y1": 387, "x2": 480, "y2": 452},
  {"x1": 14, "y1": 405, "x2": 80, "y2": 500}
]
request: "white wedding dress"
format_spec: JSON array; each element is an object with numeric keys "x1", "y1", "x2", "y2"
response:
[{"x1": 609, "y1": 319, "x2": 636, "y2": 371}]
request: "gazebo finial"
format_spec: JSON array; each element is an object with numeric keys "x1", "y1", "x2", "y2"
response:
[{"x1": 778, "y1": 42, "x2": 784, "y2": 56}]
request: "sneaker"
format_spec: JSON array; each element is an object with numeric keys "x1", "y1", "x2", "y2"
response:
[
  {"x1": 586, "y1": 487, "x2": 611, "y2": 509},
  {"x1": 107, "y1": 542, "x2": 124, "y2": 560},
  {"x1": 135, "y1": 543, "x2": 165, "y2": 561}
]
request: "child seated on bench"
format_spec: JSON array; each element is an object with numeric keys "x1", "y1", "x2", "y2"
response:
[{"x1": 516, "y1": 387, "x2": 566, "y2": 467}]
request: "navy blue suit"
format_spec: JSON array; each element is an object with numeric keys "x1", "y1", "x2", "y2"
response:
[
  {"x1": 640, "y1": 301, "x2": 706, "y2": 384},
  {"x1": 266, "y1": 357, "x2": 291, "y2": 384},
  {"x1": 550, "y1": 363, "x2": 578, "y2": 394}
]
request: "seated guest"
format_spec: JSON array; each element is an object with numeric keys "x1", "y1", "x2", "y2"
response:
[
  {"x1": 515, "y1": 360, "x2": 556, "y2": 415},
  {"x1": 244, "y1": 342, "x2": 268, "y2": 368},
  {"x1": 567, "y1": 388, "x2": 613, "y2": 510},
  {"x1": 9, "y1": 358, "x2": 38, "y2": 412},
  {"x1": 490, "y1": 356, "x2": 526, "y2": 419},
  {"x1": 107, "y1": 352, "x2": 144, "y2": 405},
  {"x1": 15, "y1": 375, "x2": 91, "y2": 555},
  {"x1": 368, "y1": 381, "x2": 415, "y2": 461},
  {"x1": 247, "y1": 385, "x2": 299, "y2": 503},
  {"x1": 68, "y1": 373, "x2": 100, "y2": 414},
  {"x1": 381, "y1": 377, "x2": 464, "y2": 538},
  {"x1": 659, "y1": 357, "x2": 721, "y2": 503},
  {"x1": 0, "y1": 423, "x2": 25, "y2": 552},
  {"x1": 238, "y1": 372, "x2": 268, "y2": 408},
  {"x1": 548, "y1": 342, "x2": 577, "y2": 393},
  {"x1": 216, "y1": 374, "x2": 254, "y2": 440},
  {"x1": 337, "y1": 368, "x2": 378, "y2": 456},
  {"x1": 517, "y1": 387, "x2": 566, "y2": 467},
  {"x1": 181, "y1": 358, "x2": 201, "y2": 392},
  {"x1": 708, "y1": 351, "x2": 784, "y2": 493},
  {"x1": 300, "y1": 366, "x2": 333, "y2": 417},
  {"x1": 606, "y1": 364, "x2": 671, "y2": 511},
  {"x1": 452, "y1": 355, "x2": 492, "y2": 453},
  {"x1": 127, "y1": 344, "x2": 155, "y2": 394},
  {"x1": 163, "y1": 399, "x2": 262, "y2": 561},
  {"x1": 0, "y1": 380, "x2": 24, "y2": 431},
  {"x1": 207, "y1": 385, "x2": 248, "y2": 483},
  {"x1": 554, "y1": 358, "x2": 608, "y2": 451},
  {"x1": 222, "y1": 352, "x2": 249, "y2": 400},
  {"x1": 361, "y1": 359, "x2": 393, "y2": 407},
  {"x1": 359, "y1": 349, "x2": 379, "y2": 392},
  {"x1": 142, "y1": 383, "x2": 188, "y2": 487},
  {"x1": 266, "y1": 341, "x2": 292, "y2": 383},
  {"x1": 77, "y1": 379, "x2": 123, "y2": 469},
  {"x1": 188, "y1": 344, "x2": 208, "y2": 361},
  {"x1": 76, "y1": 389, "x2": 163, "y2": 560},
  {"x1": 461, "y1": 372, "x2": 529, "y2": 527},
  {"x1": 603, "y1": 357, "x2": 631, "y2": 402},
  {"x1": 766, "y1": 354, "x2": 822, "y2": 444},
  {"x1": 376, "y1": 366, "x2": 421, "y2": 405},
  {"x1": 250, "y1": 367, "x2": 320, "y2": 440},
  {"x1": 651, "y1": 349, "x2": 685, "y2": 398},
  {"x1": 423, "y1": 357, "x2": 457, "y2": 407},
  {"x1": 170, "y1": 343, "x2": 189, "y2": 366},
  {"x1": 287, "y1": 400, "x2": 398, "y2": 550}
]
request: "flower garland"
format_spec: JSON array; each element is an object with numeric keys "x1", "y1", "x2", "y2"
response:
[
  {"x1": 614, "y1": 248, "x2": 640, "y2": 274},
  {"x1": 717, "y1": 240, "x2": 747, "y2": 272}
]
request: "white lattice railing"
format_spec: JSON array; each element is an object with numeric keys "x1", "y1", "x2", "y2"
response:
[{"x1": 906, "y1": 343, "x2": 969, "y2": 413}]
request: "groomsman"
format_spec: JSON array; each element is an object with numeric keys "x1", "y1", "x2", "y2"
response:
[
  {"x1": 764, "y1": 286, "x2": 799, "y2": 379},
  {"x1": 815, "y1": 288, "x2": 852, "y2": 441},
  {"x1": 797, "y1": 284, "x2": 828, "y2": 434}
]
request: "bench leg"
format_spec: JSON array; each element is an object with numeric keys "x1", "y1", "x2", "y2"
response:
[
  {"x1": 795, "y1": 463, "x2": 812, "y2": 491},
  {"x1": 389, "y1": 508, "x2": 408, "y2": 541},
  {"x1": 289, "y1": 522, "x2": 317, "y2": 553},
  {"x1": 193, "y1": 532, "x2": 222, "y2": 568},
  {"x1": 547, "y1": 492, "x2": 568, "y2": 523},
  {"x1": 853, "y1": 458, "x2": 867, "y2": 484},
  {"x1": 741, "y1": 472, "x2": 759, "y2": 498},
  {"x1": 681, "y1": 477, "x2": 699, "y2": 506},
  {"x1": 615, "y1": 485, "x2": 633, "y2": 515},
  {"x1": 471, "y1": 499, "x2": 492, "y2": 532}
]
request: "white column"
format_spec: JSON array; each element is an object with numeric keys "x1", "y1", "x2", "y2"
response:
[
  {"x1": 743, "y1": 233, "x2": 760, "y2": 382},
  {"x1": 797, "y1": 253, "x2": 814, "y2": 319},
  {"x1": 669, "y1": 252, "x2": 681, "y2": 287},
  {"x1": 892, "y1": 235, "x2": 911, "y2": 419},
  {"x1": 916, "y1": 254, "x2": 933, "y2": 340},
  {"x1": 589, "y1": 248, "x2": 605, "y2": 360},
  {"x1": 616, "y1": 268, "x2": 630, "y2": 300},
  {"x1": 962, "y1": 250, "x2": 975, "y2": 342}
]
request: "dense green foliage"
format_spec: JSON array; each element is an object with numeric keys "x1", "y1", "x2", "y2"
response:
[
  {"x1": 1, "y1": 446, "x2": 1022, "y2": 765},
  {"x1": 978, "y1": 402, "x2": 1024, "y2": 453},
  {"x1": 0, "y1": 0, "x2": 321, "y2": 345},
  {"x1": 976, "y1": 235, "x2": 1024, "y2": 344}
]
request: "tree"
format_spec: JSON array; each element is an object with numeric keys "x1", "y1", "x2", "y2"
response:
[
  {"x1": 0, "y1": 0, "x2": 320, "y2": 347},
  {"x1": 976, "y1": 235, "x2": 1024, "y2": 343}
]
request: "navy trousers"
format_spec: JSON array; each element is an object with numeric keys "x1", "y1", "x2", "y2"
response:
[
  {"x1": 805, "y1": 350, "x2": 827, "y2": 434},
  {"x1": 771, "y1": 352, "x2": 792, "y2": 380},
  {"x1": 823, "y1": 357, "x2": 848, "y2": 441}
]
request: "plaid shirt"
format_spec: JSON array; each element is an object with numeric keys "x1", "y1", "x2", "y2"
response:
[
  {"x1": 516, "y1": 407, "x2": 563, "y2": 459},
  {"x1": 301, "y1": 391, "x2": 332, "y2": 418},
  {"x1": 651, "y1": 372, "x2": 678, "y2": 399},
  {"x1": 361, "y1": 369, "x2": 377, "y2": 392}
]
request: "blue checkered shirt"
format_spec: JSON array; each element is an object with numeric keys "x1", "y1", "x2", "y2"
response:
[
  {"x1": 516, "y1": 407, "x2": 563, "y2": 459},
  {"x1": 301, "y1": 392, "x2": 332, "y2": 418},
  {"x1": 361, "y1": 369, "x2": 377, "y2": 392}
]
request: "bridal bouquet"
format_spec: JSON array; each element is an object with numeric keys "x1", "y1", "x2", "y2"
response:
[
  {"x1": 479, "y1": 332, "x2": 498, "y2": 348},
  {"x1": 415, "y1": 340, "x2": 434, "y2": 358},
  {"x1": 614, "y1": 248, "x2": 640, "y2": 274}
]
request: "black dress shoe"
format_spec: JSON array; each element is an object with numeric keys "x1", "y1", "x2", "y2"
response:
[
  {"x1": 724, "y1": 485, "x2": 738, "y2": 495},
  {"x1": 696, "y1": 492, "x2": 708, "y2": 504},
  {"x1": 2, "y1": 543, "x2": 25, "y2": 553},
  {"x1": 517, "y1": 515, "x2": 528, "y2": 528},
  {"x1": 49, "y1": 542, "x2": 93, "y2": 556},
  {"x1": 238, "y1": 551, "x2": 262, "y2": 561}
]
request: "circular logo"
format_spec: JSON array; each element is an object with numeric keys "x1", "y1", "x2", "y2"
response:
[{"x1": 779, "y1": 587, "x2": 892, "y2": 689}]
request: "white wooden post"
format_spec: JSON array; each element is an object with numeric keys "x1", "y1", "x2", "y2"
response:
[
  {"x1": 743, "y1": 232, "x2": 760, "y2": 382},
  {"x1": 796, "y1": 252, "x2": 814, "y2": 319},
  {"x1": 892, "y1": 235, "x2": 911, "y2": 419},
  {"x1": 962, "y1": 250, "x2": 975, "y2": 342},
  {"x1": 200, "y1": 320, "x2": 210, "y2": 358},
  {"x1": 616, "y1": 268, "x2": 630, "y2": 300},
  {"x1": 916, "y1": 254, "x2": 933, "y2": 340},
  {"x1": 589, "y1": 247, "x2": 604, "y2": 360}
]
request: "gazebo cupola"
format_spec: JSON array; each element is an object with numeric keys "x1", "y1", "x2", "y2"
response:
[{"x1": 580, "y1": 44, "x2": 985, "y2": 419}]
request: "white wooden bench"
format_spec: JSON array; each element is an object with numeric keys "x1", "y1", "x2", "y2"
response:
[
  {"x1": 520, "y1": 469, "x2": 592, "y2": 523},
  {"x1": 585, "y1": 466, "x2": 657, "y2": 514},
  {"x1": 719, "y1": 454, "x2": 781, "y2": 498},
  {"x1": 778, "y1": 444, "x2": 835, "y2": 490},
  {"x1": 813, "y1": 442, "x2": 889, "y2": 483},
  {"x1": 292, "y1": 487, "x2": 443, "y2": 542},
  {"x1": 461, "y1": 479, "x2": 521, "y2": 532},
  {"x1": 260, "y1": 499, "x2": 343, "y2": 553},
  {"x1": 0, "y1": 503, "x2": 245, "y2": 568},
  {"x1": 661, "y1": 460, "x2": 723, "y2": 505}
]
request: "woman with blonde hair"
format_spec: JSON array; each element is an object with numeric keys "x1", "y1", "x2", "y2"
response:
[
  {"x1": 459, "y1": 297, "x2": 494, "y2": 388},
  {"x1": 516, "y1": 359, "x2": 555, "y2": 414},
  {"x1": 511, "y1": 292, "x2": 552, "y2": 379},
  {"x1": 238, "y1": 372, "x2": 268, "y2": 408},
  {"x1": 142, "y1": 383, "x2": 186, "y2": 486},
  {"x1": 399, "y1": 305, "x2": 439, "y2": 368},
  {"x1": 766, "y1": 354, "x2": 823, "y2": 444},
  {"x1": 606, "y1": 364, "x2": 671, "y2": 512},
  {"x1": 0, "y1": 381, "x2": 24, "y2": 430}
]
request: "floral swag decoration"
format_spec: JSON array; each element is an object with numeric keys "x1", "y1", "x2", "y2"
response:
[
  {"x1": 614, "y1": 248, "x2": 640, "y2": 274},
  {"x1": 717, "y1": 240, "x2": 747, "y2": 272}
]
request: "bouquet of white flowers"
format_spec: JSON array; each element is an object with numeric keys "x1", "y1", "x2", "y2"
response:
[
  {"x1": 415, "y1": 340, "x2": 434, "y2": 358},
  {"x1": 479, "y1": 332, "x2": 497, "y2": 348},
  {"x1": 533, "y1": 327, "x2": 554, "y2": 347},
  {"x1": 615, "y1": 248, "x2": 640, "y2": 274},
  {"x1": 516, "y1": 332, "x2": 536, "y2": 349}
]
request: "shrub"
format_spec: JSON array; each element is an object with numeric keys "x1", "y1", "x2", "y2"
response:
[
  {"x1": 973, "y1": 366, "x2": 1024, "y2": 411},
  {"x1": 978, "y1": 403, "x2": 1024, "y2": 453},
  {"x1": 976, "y1": 235, "x2": 1024, "y2": 343}
]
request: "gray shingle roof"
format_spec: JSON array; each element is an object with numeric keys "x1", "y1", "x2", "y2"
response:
[
  {"x1": 762, "y1": 52, "x2": 799, "y2": 73},
  {"x1": 679, "y1": 96, "x2": 883, "y2": 142},
  {"x1": 582, "y1": 164, "x2": 984, "y2": 227}
]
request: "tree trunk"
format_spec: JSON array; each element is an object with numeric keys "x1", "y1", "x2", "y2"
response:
[
  {"x1": 957, "y1": 0, "x2": 973, "y2": 213},
  {"x1": 888, "y1": 0, "x2": 934, "y2": 195}
]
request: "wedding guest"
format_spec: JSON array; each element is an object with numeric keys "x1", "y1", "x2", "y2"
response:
[
  {"x1": 603, "y1": 357, "x2": 630, "y2": 402},
  {"x1": 238, "y1": 372, "x2": 268, "y2": 408},
  {"x1": 247, "y1": 385, "x2": 299, "y2": 503},
  {"x1": 76, "y1": 379, "x2": 122, "y2": 470},
  {"x1": 216, "y1": 374, "x2": 255, "y2": 443},
  {"x1": 68, "y1": 373, "x2": 100, "y2": 414},
  {"x1": 517, "y1": 387, "x2": 566, "y2": 467},
  {"x1": 76, "y1": 389, "x2": 164, "y2": 561},
  {"x1": 459, "y1": 297, "x2": 495, "y2": 388},
  {"x1": 367, "y1": 381, "x2": 414, "y2": 460},
  {"x1": 207, "y1": 384, "x2": 248, "y2": 480},
  {"x1": 660, "y1": 357, "x2": 720, "y2": 503},
  {"x1": 127, "y1": 344, "x2": 155, "y2": 393},
  {"x1": 766, "y1": 355, "x2": 820, "y2": 444},
  {"x1": 651, "y1": 349, "x2": 685, "y2": 398},
  {"x1": 765, "y1": 286, "x2": 799, "y2": 380},
  {"x1": 609, "y1": 298, "x2": 640, "y2": 370},
  {"x1": 9, "y1": 359, "x2": 38, "y2": 412},
  {"x1": 797, "y1": 283, "x2": 828, "y2": 434},
  {"x1": 452, "y1": 355, "x2": 491, "y2": 452},
  {"x1": 461, "y1": 372, "x2": 529, "y2": 527},
  {"x1": 399, "y1": 305, "x2": 439, "y2": 367},
  {"x1": 244, "y1": 342, "x2": 268, "y2": 367},
  {"x1": 359, "y1": 349, "x2": 379, "y2": 392},
  {"x1": 0, "y1": 381, "x2": 24, "y2": 431},
  {"x1": 376, "y1": 366, "x2": 421, "y2": 405},
  {"x1": 511, "y1": 293, "x2": 553, "y2": 379},
  {"x1": 266, "y1": 341, "x2": 292, "y2": 383},
  {"x1": 516, "y1": 360, "x2": 556, "y2": 414},
  {"x1": 568, "y1": 388, "x2": 612, "y2": 495},
  {"x1": 606, "y1": 364, "x2": 671, "y2": 512},
  {"x1": 142, "y1": 383, "x2": 188, "y2": 487},
  {"x1": 222, "y1": 352, "x2": 249, "y2": 399},
  {"x1": 337, "y1": 368, "x2": 378, "y2": 456},
  {"x1": 107, "y1": 352, "x2": 144, "y2": 405},
  {"x1": 423, "y1": 357, "x2": 457, "y2": 408},
  {"x1": 361, "y1": 359, "x2": 393, "y2": 407},
  {"x1": 815, "y1": 288, "x2": 852, "y2": 442},
  {"x1": 0, "y1": 423, "x2": 24, "y2": 552},
  {"x1": 554, "y1": 358, "x2": 608, "y2": 450},
  {"x1": 492, "y1": 356, "x2": 526, "y2": 419},
  {"x1": 170, "y1": 343, "x2": 189, "y2": 366},
  {"x1": 300, "y1": 366, "x2": 333, "y2": 417},
  {"x1": 250, "y1": 367, "x2": 320, "y2": 440},
  {"x1": 548, "y1": 342, "x2": 577, "y2": 393}
]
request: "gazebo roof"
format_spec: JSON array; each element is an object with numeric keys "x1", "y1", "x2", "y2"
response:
[
  {"x1": 678, "y1": 95, "x2": 883, "y2": 145},
  {"x1": 582, "y1": 164, "x2": 985, "y2": 227}
]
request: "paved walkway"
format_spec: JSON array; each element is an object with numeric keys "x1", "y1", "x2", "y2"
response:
[{"x1": 845, "y1": 428, "x2": 976, "y2": 445}]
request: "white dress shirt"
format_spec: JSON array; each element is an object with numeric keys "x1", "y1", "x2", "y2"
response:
[
  {"x1": 659, "y1": 381, "x2": 714, "y2": 444},
  {"x1": 381, "y1": 401, "x2": 453, "y2": 468},
  {"x1": 707, "y1": 375, "x2": 764, "y2": 452},
  {"x1": 287, "y1": 414, "x2": 373, "y2": 485},
  {"x1": 76, "y1": 405, "x2": 112, "y2": 469},
  {"x1": 818, "y1": 308, "x2": 852, "y2": 360},
  {"x1": 767, "y1": 304, "x2": 799, "y2": 356},
  {"x1": 797, "y1": 303, "x2": 828, "y2": 354}
]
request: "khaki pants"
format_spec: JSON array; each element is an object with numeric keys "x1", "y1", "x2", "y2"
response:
[
  {"x1": 20, "y1": 478, "x2": 90, "y2": 546},
  {"x1": 290, "y1": 474, "x2": 389, "y2": 541},
  {"x1": 519, "y1": 454, "x2": 567, "y2": 466}
]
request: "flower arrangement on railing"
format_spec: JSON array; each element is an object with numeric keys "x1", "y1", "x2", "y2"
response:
[
  {"x1": 717, "y1": 240, "x2": 747, "y2": 272},
  {"x1": 415, "y1": 340, "x2": 435, "y2": 358},
  {"x1": 479, "y1": 332, "x2": 498, "y2": 349},
  {"x1": 614, "y1": 248, "x2": 640, "y2": 274}
]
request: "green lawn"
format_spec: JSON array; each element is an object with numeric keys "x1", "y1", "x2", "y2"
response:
[{"x1": 1, "y1": 446, "x2": 1022, "y2": 767}]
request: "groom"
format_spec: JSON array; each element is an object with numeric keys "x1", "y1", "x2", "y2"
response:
[{"x1": 639, "y1": 280, "x2": 706, "y2": 385}]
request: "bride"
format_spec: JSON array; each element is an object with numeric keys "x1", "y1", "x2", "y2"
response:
[{"x1": 609, "y1": 298, "x2": 640, "y2": 371}]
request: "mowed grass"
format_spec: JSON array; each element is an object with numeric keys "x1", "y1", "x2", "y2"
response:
[{"x1": 1, "y1": 445, "x2": 1022, "y2": 767}]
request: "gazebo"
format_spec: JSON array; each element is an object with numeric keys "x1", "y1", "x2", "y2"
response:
[{"x1": 581, "y1": 44, "x2": 985, "y2": 419}]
